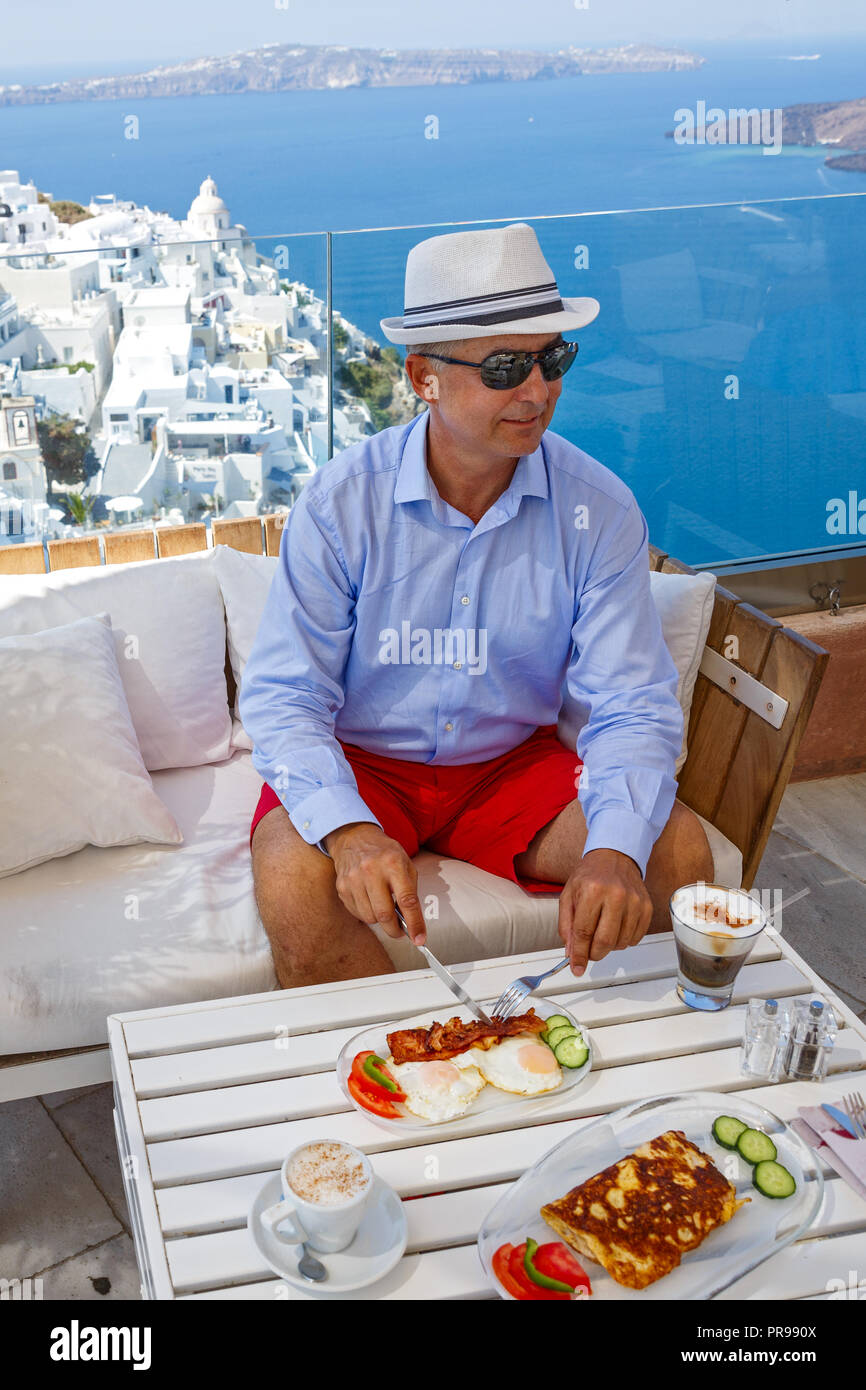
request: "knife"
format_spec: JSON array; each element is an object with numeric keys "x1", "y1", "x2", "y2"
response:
[
  {"x1": 821, "y1": 1103, "x2": 862, "y2": 1139},
  {"x1": 392, "y1": 904, "x2": 492, "y2": 1025}
]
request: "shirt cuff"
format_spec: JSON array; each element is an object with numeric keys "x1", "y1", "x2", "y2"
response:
[
  {"x1": 288, "y1": 784, "x2": 383, "y2": 849},
  {"x1": 582, "y1": 810, "x2": 657, "y2": 879}
]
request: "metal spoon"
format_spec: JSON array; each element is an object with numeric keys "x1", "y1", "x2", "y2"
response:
[{"x1": 297, "y1": 1242, "x2": 328, "y2": 1283}]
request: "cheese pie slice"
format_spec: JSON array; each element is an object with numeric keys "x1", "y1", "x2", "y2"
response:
[{"x1": 540, "y1": 1129, "x2": 749, "y2": 1290}]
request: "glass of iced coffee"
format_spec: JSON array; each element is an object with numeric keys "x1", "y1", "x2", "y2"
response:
[{"x1": 670, "y1": 882, "x2": 768, "y2": 1011}]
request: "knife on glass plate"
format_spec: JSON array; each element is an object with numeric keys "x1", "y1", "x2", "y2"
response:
[
  {"x1": 822, "y1": 1103, "x2": 862, "y2": 1138},
  {"x1": 392, "y1": 903, "x2": 492, "y2": 1025}
]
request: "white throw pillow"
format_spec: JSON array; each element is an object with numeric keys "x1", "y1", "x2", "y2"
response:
[
  {"x1": 0, "y1": 550, "x2": 232, "y2": 771},
  {"x1": 557, "y1": 569, "x2": 716, "y2": 774},
  {"x1": 211, "y1": 545, "x2": 278, "y2": 751},
  {"x1": 0, "y1": 612, "x2": 183, "y2": 878}
]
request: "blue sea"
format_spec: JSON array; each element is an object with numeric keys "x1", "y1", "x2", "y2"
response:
[{"x1": 2, "y1": 37, "x2": 865, "y2": 562}]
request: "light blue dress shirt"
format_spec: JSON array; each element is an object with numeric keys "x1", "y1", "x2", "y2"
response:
[{"x1": 239, "y1": 409, "x2": 683, "y2": 876}]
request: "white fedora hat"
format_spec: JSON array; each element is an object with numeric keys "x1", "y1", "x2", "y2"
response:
[{"x1": 380, "y1": 221, "x2": 599, "y2": 345}]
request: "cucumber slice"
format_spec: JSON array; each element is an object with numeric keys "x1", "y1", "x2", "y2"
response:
[
  {"x1": 712, "y1": 1115, "x2": 749, "y2": 1151},
  {"x1": 736, "y1": 1127, "x2": 778, "y2": 1165},
  {"x1": 553, "y1": 1035, "x2": 589, "y2": 1069},
  {"x1": 541, "y1": 1015, "x2": 571, "y2": 1041},
  {"x1": 753, "y1": 1159, "x2": 796, "y2": 1199},
  {"x1": 545, "y1": 1024, "x2": 578, "y2": 1051}
]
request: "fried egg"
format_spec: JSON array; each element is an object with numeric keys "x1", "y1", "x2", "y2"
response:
[
  {"x1": 455, "y1": 1034, "x2": 562, "y2": 1095},
  {"x1": 387, "y1": 1058, "x2": 486, "y2": 1122}
]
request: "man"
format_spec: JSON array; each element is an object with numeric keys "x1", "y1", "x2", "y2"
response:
[{"x1": 240, "y1": 222, "x2": 713, "y2": 991}]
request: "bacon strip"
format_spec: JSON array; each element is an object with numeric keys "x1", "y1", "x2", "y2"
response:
[{"x1": 386, "y1": 1009, "x2": 547, "y2": 1064}]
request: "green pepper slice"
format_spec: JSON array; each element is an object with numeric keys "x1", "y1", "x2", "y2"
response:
[
  {"x1": 362, "y1": 1054, "x2": 400, "y2": 1094},
  {"x1": 523, "y1": 1237, "x2": 575, "y2": 1293}
]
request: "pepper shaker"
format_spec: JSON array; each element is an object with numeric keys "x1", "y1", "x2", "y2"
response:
[{"x1": 783, "y1": 997, "x2": 837, "y2": 1082}]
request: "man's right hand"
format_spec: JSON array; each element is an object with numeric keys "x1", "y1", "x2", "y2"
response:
[{"x1": 322, "y1": 822, "x2": 427, "y2": 945}]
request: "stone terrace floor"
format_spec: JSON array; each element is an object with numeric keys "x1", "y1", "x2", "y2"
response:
[{"x1": 2, "y1": 773, "x2": 865, "y2": 1300}]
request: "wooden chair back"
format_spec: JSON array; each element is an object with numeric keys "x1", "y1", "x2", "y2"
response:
[{"x1": 648, "y1": 546, "x2": 828, "y2": 888}]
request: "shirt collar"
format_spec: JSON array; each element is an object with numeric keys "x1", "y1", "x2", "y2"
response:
[{"x1": 394, "y1": 409, "x2": 550, "y2": 512}]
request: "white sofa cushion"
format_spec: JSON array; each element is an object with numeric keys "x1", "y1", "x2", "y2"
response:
[
  {"x1": 0, "y1": 612, "x2": 183, "y2": 878},
  {"x1": 649, "y1": 569, "x2": 716, "y2": 772},
  {"x1": 0, "y1": 750, "x2": 741, "y2": 1054},
  {"x1": 557, "y1": 568, "x2": 715, "y2": 773},
  {"x1": 0, "y1": 550, "x2": 232, "y2": 771},
  {"x1": 0, "y1": 750, "x2": 275, "y2": 1053},
  {"x1": 211, "y1": 545, "x2": 278, "y2": 751}
]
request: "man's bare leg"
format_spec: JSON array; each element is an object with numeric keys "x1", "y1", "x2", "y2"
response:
[
  {"x1": 251, "y1": 806, "x2": 397, "y2": 989},
  {"x1": 514, "y1": 798, "x2": 714, "y2": 933}
]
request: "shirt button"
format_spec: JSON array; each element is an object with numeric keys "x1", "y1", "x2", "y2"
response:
[
  {"x1": 302, "y1": 820, "x2": 310, "y2": 830},
  {"x1": 460, "y1": 594, "x2": 470, "y2": 605},
  {"x1": 453, "y1": 660, "x2": 462, "y2": 669},
  {"x1": 444, "y1": 722, "x2": 453, "y2": 731}
]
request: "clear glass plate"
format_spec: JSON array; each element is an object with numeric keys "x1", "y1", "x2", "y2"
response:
[
  {"x1": 336, "y1": 997, "x2": 592, "y2": 1135},
  {"x1": 478, "y1": 1091, "x2": 824, "y2": 1300}
]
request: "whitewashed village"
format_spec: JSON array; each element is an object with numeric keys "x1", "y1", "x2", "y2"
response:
[{"x1": 0, "y1": 169, "x2": 416, "y2": 544}]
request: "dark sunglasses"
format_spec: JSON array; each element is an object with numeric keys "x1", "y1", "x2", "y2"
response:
[{"x1": 422, "y1": 340, "x2": 578, "y2": 390}]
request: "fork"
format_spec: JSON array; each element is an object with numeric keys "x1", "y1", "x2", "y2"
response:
[
  {"x1": 843, "y1": 1092, "x2": 866, "y2": 1139},
  {"x1": 490, "y1": 955, "x2": 571, "y2": 1021}
]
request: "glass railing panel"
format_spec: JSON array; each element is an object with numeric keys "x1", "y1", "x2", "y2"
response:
[
  {"x1": 5, "y1": 193, "x2": 865, "y2": 568},
  {"x1": 331, "y1": 193, "x2": 866, "y2": 567}
]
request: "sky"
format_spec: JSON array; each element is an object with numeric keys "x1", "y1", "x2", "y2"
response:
[{"x1": 1, "y1": 0, "x2": 865, "y2": 79}]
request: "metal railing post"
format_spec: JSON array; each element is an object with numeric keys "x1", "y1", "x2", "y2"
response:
[{"x1": 326, "y1": 231, "x2": 333, "y2": 461}]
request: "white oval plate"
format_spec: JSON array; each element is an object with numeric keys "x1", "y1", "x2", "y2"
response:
[
  {"x1": 336, "y1": 996, "x2": 592, "y2": 1134},
  {"x1": 478, "y1": 1091, "x2": 824, "y2": 1301}
]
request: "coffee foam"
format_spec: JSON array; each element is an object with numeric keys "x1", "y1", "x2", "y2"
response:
[
  {"x1": 287, "y1": 1141, "x2": 368, "y2": 1207},
  {"x1": 671, "y1": 884, "x2": 765, "y2": 954}
]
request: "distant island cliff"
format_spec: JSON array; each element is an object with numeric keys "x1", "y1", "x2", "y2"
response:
[
  {"x1": 664, "y1": 95, "x2": 866, "y2": 171},
  {"x1": 783, "y1": 97, "x2": 866, "y2": 170},
  {"x1": 0, "y1": 42, "x2": 705, "y2": 106}
]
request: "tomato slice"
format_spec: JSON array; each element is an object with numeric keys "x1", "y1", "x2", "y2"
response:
[
  {"x1": 532, "y1": 1242, "x2": 592, "y2": 1297},
  {"x1": 347, "y1": 1071, "x2": 400, "y2": 1119},
  {"x1": 507, "y1": 1242, "x2": 570, "y2": 1300},
  {"x1": 492, "y1": 1243, "x2": 531, "y2": 1300},
  {"x1": 350, "y1": 1051, "x2": 406, "y2": 1103}
]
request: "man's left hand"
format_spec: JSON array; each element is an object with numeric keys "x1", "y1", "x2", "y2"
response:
[{"x1": 558, "y1": 848, "x2": 653, "y2": 978}]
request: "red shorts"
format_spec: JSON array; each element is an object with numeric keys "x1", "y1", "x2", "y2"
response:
[{"x1": 249, "y1": 725, "x2": 582, "y2": 894}]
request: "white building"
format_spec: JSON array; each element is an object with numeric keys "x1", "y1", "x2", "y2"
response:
[
  {"x1": 121, "y1": 286, "x2": 191, "y2": 331},
  {"x1": 0, "y1": 251, "x2": 102, "y2": 312},
  {"x1": 0, "y1": 291, "x2": 116, "y2": 398},
  {"x1": 0, "y1": 170, "x2": 60, "y2": 249},
  {"x1": 0, "y1": 289, "x2": 19, "y2": 349},
  {"x1": 0, "y1": 391, "x2": 46, "y2": 505},
  {"x1": 22, "y1": 362, "x2": 98, "y2": 428},
  {"x1": 101, "y1": 323, "x2": 194, "y2": 443}
]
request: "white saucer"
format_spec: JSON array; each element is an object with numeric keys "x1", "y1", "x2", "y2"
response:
[{"x1": 247, "y1": 1172, "x2": 408, "y2": 1295}]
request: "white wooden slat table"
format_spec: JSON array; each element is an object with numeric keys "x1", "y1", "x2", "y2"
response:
[{"x1": 108, "y1": 931, "x2": 866, "y2": 1301}]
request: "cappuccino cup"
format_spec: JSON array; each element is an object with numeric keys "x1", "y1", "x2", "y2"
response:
[
  {"x1": 670, "y1": 882, "x2": 767, "y2": 1012},
  {"x1": 260, "y1": 1139, "x2": 373, "y2": 1253}
]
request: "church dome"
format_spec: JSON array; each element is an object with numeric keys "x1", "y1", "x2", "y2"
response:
[{"x1": 189, "y1": 176, "x2": 228, "y2": 218}]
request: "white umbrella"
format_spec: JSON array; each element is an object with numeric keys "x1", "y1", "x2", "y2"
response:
[
  {"x1": 106, "y1": 495, "x2": 144, "y2": 513},
  {"x1": 47, "y1": 508, "x2": 66, "y2": 522}
]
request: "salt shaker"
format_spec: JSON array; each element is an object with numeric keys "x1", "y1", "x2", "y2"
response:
[
  {"x1": 741, "y1": 997, "x2": 789, "y2": 1080},
  {"x1": 782, "y1": 997, "x2": 837, "y2": 1082}
]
